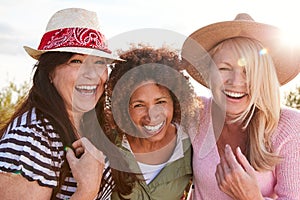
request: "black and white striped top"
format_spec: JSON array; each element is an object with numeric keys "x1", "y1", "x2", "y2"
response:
[{"x1": 0, "y1": 108, "x2": 113, "y2": 199}]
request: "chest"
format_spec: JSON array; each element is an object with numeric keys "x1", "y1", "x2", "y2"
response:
[{"x1": 192, "y1": 131, "x2": 276, "y2": 198}]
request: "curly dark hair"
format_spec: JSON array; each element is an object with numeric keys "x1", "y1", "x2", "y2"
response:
[
  {"x1": 103, "y1": 45, "x2": 202, "y2": 198},
  {"x1": 106, "y1": 46, "x2": 200, "y2": 135}
]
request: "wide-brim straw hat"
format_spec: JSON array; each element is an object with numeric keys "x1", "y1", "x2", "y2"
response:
[
  {"x1": 181, "y1": 13, "x2": 300, "y2": 86},
  {"x1": 24, "y1": 8, "x2": 123, "y2": 61}
]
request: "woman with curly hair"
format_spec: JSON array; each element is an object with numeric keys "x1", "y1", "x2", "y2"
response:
[{"x1": 104, "y1": 46, "x2": 201, "y2": 200}]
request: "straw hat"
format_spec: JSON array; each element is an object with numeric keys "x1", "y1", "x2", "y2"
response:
[
  {"x1": 24, "y1": 8, "x2": 122, "y2": 60},
  {"x1": 181, "y1": 13, "x2": 300, "y2": 86}
]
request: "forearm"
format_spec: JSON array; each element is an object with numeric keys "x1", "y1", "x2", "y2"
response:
[
  {"x1": 69, "y1": 188, "x2": 98, "y2": 200},
  {"x1": 273, "y1": 132, "x2": 300, "y2": 199}
]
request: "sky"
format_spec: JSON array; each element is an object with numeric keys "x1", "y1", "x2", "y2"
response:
[{"x1": 1, "y1": 0, "x2": 300, "y2": 98}]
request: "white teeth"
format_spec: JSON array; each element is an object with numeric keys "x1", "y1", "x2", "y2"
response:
[
  {"x1": 76, "y1": 85, "x2": 97, "y2": 90},
  {"x1": 224, "y1": 91, "x2": 245, "y2": 98},
  {"x1": 144, "y1": 121, "x2": 164, "y2": 132},
  {"x1": 75, "y1": 85, "x2": 97, "y2": 95}
]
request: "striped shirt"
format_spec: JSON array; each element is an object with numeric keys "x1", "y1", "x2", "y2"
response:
[{"x1": 0, "y1": 108, "x2": 113, "y2": 199}]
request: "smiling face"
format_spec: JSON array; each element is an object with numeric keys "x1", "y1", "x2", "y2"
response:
[
  {"x1": 211, "y1": 41, "x2": 250, "y2": 117},
  {"x1": 51, "y1": 54, "x2": 108, "y2": 116},
  {"x1": 129, "y1": 82, "x2": 174, "y2": 143}
]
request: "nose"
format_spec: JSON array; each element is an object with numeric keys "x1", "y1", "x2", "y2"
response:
[
  {"x1": 227, "y1": 69, "x2": 246, "y2": 86},
  {"x1": 82, "y1": 63, "x2": 107, "y2": 80},
  {"x1": 145, "y1": 105, "x2": 165, "y2": 123}
]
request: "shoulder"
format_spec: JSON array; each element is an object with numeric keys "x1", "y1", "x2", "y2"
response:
[
  {"x1": 272, "y1": 106, "x2": 300, "y2": 148},
  {"x1": 198, "y1": 96, "x2": 213, "y2": 125},
  {"x1": 3, "y1": 108, "x2": 60, "y2": 140},
  {"x1": 277, "y1": 106, "x2": 300, "y2": 133},
  {"x1": 176, "y1": 124, "x2": 190, "y2": 141},
  {"x1": 0, "y1": 108, "x2": 64, "y2": 187},
  {"x1": 1, "y1": 108, "x2": 62, "y2": 155},
  {"x1": 186, "y1": 96, "x2": 212, "y2": 138},
  {"x1": 280, "y1": 106, "x2": 300, "y2": 120},
  {"x1": 199, "y1": 96, "x2": 211, "y2": 112},
  {"x1": 187, "y1": 96, "x2": 216, "y2": 147}
]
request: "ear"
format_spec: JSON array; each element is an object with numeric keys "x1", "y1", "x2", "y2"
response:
[{"x1": 49, "y1": 73, "x2": 53, "y2": 83}]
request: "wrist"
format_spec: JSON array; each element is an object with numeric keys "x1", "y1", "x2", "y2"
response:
[{"x1": 70, "y1": 187, "x2": 98, "y2": 200}]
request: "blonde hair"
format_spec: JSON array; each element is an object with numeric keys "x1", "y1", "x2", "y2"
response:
[{"x1": 210, "y1": 37, "x2": 282, "y2": 170}]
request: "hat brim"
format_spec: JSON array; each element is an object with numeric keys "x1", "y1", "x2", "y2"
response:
[
  {"x1": 24, "y1": 46, "x2": 124, "y2": 61},
  {"x1": 182, "y1": 20, "x2": 300, "y2": 86}
]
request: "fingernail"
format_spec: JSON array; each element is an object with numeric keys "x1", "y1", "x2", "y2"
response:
[
  {"x1": 225, "y1": 144, "x2": 230, "y2": 150},
  {"x1": 64, "y1": 146, "x2": 70, "y2": 152},
  {"x1": 237, "y1": 146, "x2": 241, "y2": 153}
]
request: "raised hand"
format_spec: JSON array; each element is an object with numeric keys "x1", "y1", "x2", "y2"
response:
[
  {"x1": 215, "y1": 145, "x2": 264, "y2": 200},
  {"x1": 66, "y1": 137, "x2": 105, "y2": 200}
]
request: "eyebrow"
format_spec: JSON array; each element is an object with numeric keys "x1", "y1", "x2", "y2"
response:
[
  {"x1": 218, "y1": 61, "x2": 232, "y2": 66},
  {"x1": 155, "y1": 96, "x2": 169, "y2": 101},
  {"x1": 130, "y1": 96, "x2": 169, "y2": 103},
  {"x1": 129, "y1": 100, "x2": 144, "y2": 104}
]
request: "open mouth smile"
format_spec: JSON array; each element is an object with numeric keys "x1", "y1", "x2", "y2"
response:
[
  {"x1": 223, "y1": 90, "x2": 247, "y2": 99},
  {"x1": 143, "y1": 121, "x2": 165, "y2": 134},
  {"x1": 75, "y1": 85, "x2": 98, "y2": 95}
]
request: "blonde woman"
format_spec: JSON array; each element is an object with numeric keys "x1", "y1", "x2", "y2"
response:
[{"x1": 182, "y1": 13, "x2": 300, "y2": 199}]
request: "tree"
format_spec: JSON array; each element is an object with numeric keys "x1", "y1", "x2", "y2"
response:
[
  {"x1": 284, "y1": 86, "x2": 300, "y2": 110},
  {"x1": 0, "y1": 81, "x2": 30, "y2": 128}
]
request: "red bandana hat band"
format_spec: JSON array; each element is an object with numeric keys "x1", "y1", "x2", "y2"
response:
[{"x1": 38, "y1": 27, "x2": 112, "y2": 53}]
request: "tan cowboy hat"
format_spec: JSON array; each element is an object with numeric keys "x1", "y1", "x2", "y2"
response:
[
  {"x1": 24, "y1": 8, "x2": 123, "y2": 61},
  {"x1": 181, "y1": 13, "x2": 300, "y2": 86}
]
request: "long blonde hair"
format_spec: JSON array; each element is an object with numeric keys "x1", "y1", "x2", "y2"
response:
[{"x1": 210, "y1": 37, "x2": 282, "y2": 170}]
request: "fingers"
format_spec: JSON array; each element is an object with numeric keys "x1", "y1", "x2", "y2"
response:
[
  {"x1": 216, "y1": 156, "x2": 231, "y2": 190},
  {"x1": 215, "y1": 145, "x2": 261, "y2": 199},
  {"x1": 72, "y1": 137, "x2": 88, "y2": 149},
  {"x1": 235, "y1": 146, "x2": 255, "y2": 176},
  {"x1": 224, "y1": 144, "x2": 243, "y2": 171},
  {"x1": 220, "y1": 155, "x2": 231, "y2": 174},
  {"x1": 72, "y1": 137, "x2": 105, "y2": 164},
  {"x1": 66, "y1": 139, "x2": 105, "y2": 198},
  {"x1": 215, "y1": 145, "x2": 243, "y2": 189},
  {"x1": 215, "y1": 163, "x2": 222, "y2": 188},
  {"x1": 65, "y1": 147, "x2": 76, "y2": 166},
  {"x1": 75, "y1": 147, "x2": 84, "y2": 157},
  {"x1": 224, "y1": 145, "x2": 255, "y2": 175}
]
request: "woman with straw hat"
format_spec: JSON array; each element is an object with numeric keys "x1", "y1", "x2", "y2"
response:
[
  {"x1": 0, "y1": 8, "x2": 134, "y2": 199},
  {"x1": 182, "y1": 13, "x2": 300, "y2": 199}
]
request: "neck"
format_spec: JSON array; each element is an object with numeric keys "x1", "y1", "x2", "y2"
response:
[
  {"x1": 68, "y1": 110, "x2": 84, "y2": 139},
  {"x1": 224, "y1": 120, "x2": 244, "y2": 133},
  {"x1": 127, "y1": 126, "x2": 176, "y2": 152},
  {"x1": 126, "y1": 125, "x2": 177, "y2": 164},
  {"x1": 217, "y1": 121, "x2": 248, "y2": 157}
]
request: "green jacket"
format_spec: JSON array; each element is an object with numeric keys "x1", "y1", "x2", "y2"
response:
[{"x1": 111, "y1": 128, "x2": 192, "y2": 200}]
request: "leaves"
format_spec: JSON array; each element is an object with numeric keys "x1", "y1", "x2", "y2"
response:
[
  {"x1": 284, "y1": 86, "x2": 300, "y2": 110},
  {"x1": 0, "y1": 81, "x2": 30, "y2": 128}
]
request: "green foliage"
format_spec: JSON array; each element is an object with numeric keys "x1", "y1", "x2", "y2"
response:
[
  {"x1": 284, "y1": 85, "x2": 300, "y2": 109},
  {"x1": 0, "y1": 81, "x2": 30, "y2": 127}
]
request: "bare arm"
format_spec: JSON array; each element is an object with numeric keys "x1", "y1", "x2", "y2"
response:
[
  {"x1": 0, "y1": 172, "x2": 52, "y2": 200},
  {"x1": 0, "y1": 137, "x2": 105, "y2": 200}
]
